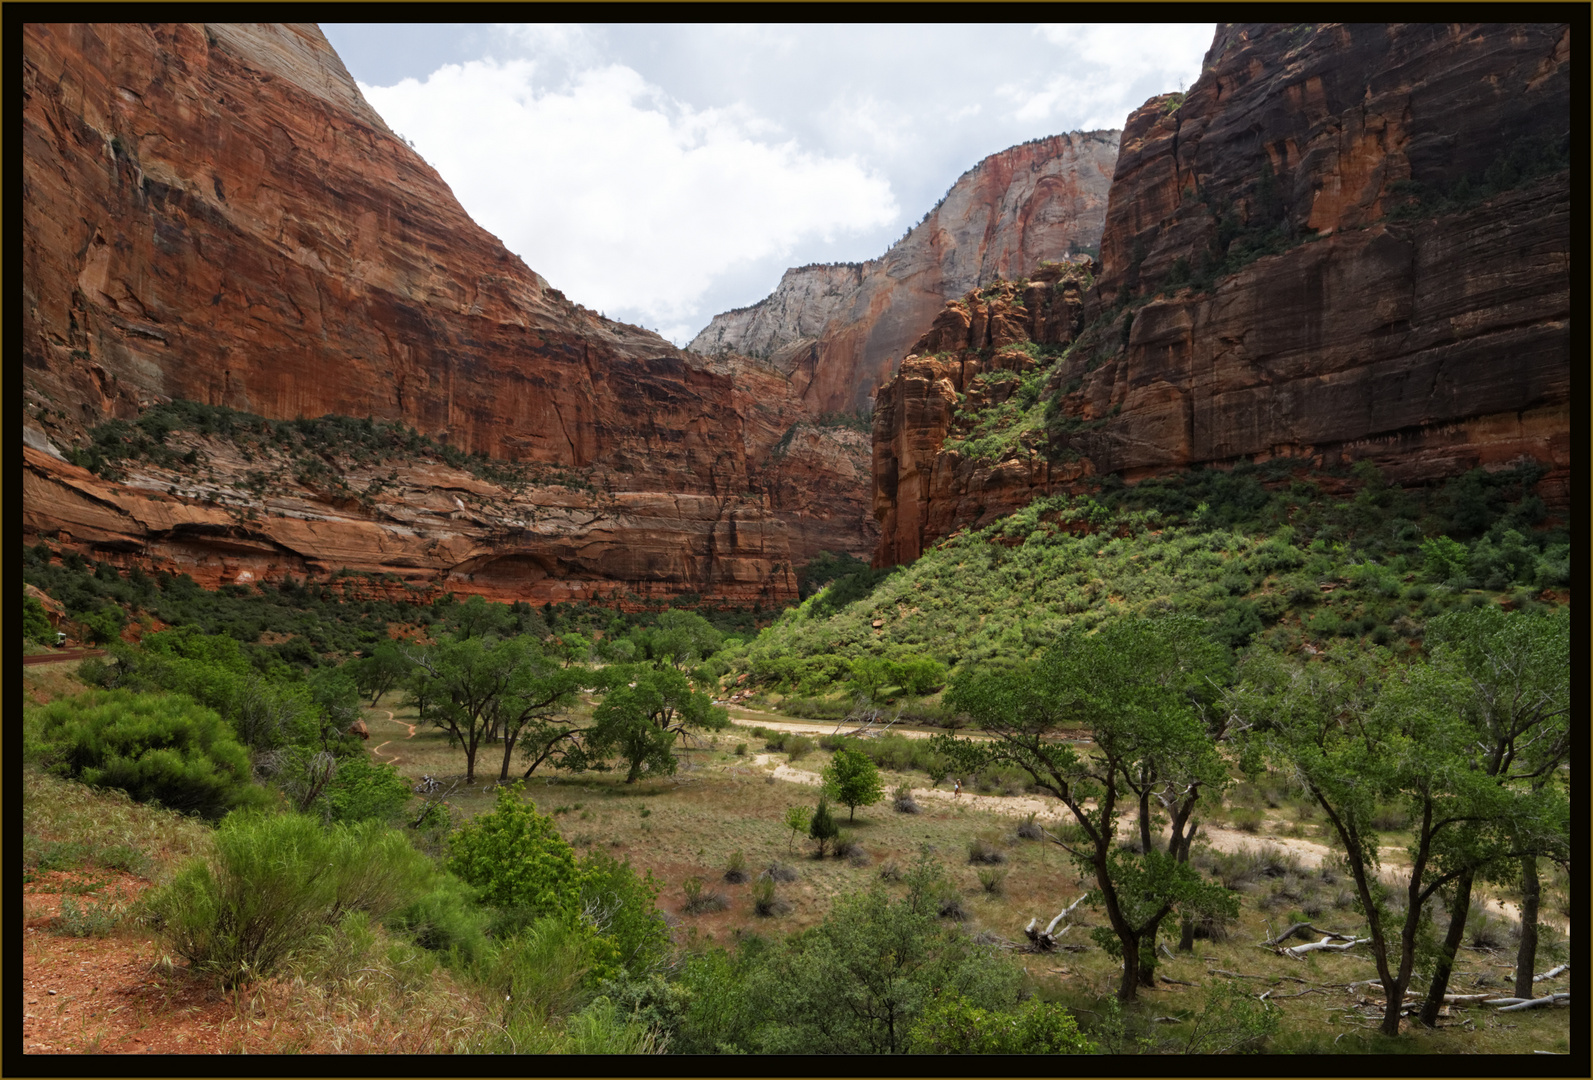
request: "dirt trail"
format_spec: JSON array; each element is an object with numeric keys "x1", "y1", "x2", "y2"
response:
[{"x1": 370, "y1": 710, "x2": 415, "y2": 767}]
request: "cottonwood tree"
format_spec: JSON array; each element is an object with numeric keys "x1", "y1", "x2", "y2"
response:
[
  {"x1": 937, "y1": 615, "x2": 1235, "y2": 1002},
  {"x1": 348, "y1": 640, "x2": 410, "y2": 707},
  {"x1": 1408, "y1": 606, "x2": 1570, "y2": 1021},
  {"x1": 405, "y1": 635, "x2": 583, "y2": 785},
  {"x1": 574, "y1": 666, "x2": 728, "y2": 783},
  {"x1": 1235, "y1": 640, "x2": 1565, "y2": 1039}
]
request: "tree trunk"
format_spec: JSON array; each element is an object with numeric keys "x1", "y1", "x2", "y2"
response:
[
  {"x1": 1118, "y1": 932, "x2": 1140, "y2": 1003},
  {"x1": 1512, "y1": 855, "x2": 1541, "y2": 1000},
  {"x1": 1380, "y1": 979, "x2": 1407, "y2": 1037},
  {"x1": 1178, "y1": 917, "x2": 1196, "y2": 952},
  {"x1": 1419, "y1": 870, "x2": 1475, "y2": 1027},
  {"x1": 1137, "y1": 921, "x2": 1161, "y2": 987}
]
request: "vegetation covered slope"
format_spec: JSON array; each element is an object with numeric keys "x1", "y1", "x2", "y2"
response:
[{"x1": 730, "y1": 458, "x2": 1565, "y2": 695}]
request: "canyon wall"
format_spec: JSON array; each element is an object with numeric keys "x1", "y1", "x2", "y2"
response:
[
  {"x1": 688, "y1": 131, "x2": 1119, "y2": 415},
  {"x1": 21, "y1": 22, "x2": 876, "y2": 602},
  {"x1": 873, "y1": 22, "x2": 1571, "y2": 566}
]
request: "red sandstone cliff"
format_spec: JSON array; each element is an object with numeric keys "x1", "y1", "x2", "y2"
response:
[
  {"x1": 22, "y1": 23, "x2": 877, "y2": 600},
  {"x1": 688, "y1": 132, "x2": 1119, "y2": 415},
  {"x1": 873, "y1": 22, "x2": 1570, "y2": 567}
]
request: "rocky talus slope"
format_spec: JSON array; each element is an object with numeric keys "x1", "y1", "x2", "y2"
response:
[
  {"x1": 871, "y1": 22, "x2": 1570, "y2": 567},
  {"x1": 689, "y1": 131, "x2": 1119, "y2": 415},
  {"x1": 22, "y1": 23, "x2": 876, "y2": 601}
]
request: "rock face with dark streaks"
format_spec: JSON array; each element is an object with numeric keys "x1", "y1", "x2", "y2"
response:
[
  {"x1": 21, "y1": 22, "x2": 878, "y2": 600},
  {"x1": 872, "y1": 22, "x2": 1570, "y2": 567},
  {"x1": 689, "y1": 131, "x2": 1119, "y2": 415}
]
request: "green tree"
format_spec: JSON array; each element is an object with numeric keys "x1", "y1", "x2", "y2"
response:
[
  {"x1": 579, "y1": 666, "x2": 728, "y2": 783},
  {"x1": 937, "y1": 615, "x2": 1235, "y2": 1001},
  {"x1": 348, "y1": 640, "x2": 410, "y2": 706},
  {"x1": 1234, "y1": 640, "x2": 1562, "y2": 1038},
  {"x1": 1407, "y1": 606, "x2": 1570, "y2": 1021},
  {"x1": 782, "y1": 805, "x2": 811, "y2": 852},
  {"x1": 444, "y1": 593, "x2": 516, "y2": 640},
  {"x1": 808, "y1": 796, "x2": 839, "y2": 857},
  {"x1": 446, "y1": 783, "x2": 580, "y2": 917},
  {"x1": 636, "y1": 609, "x2": 722, "y2": 671},
  {"x1": 821, "y1": 745, "x2": 885, "y2": 821},
  {"x1": 406, "y1": 635, "x2": 582, "y2": 784},
  {"x1": 736, "y1": 887, "x2": 1023, "y2": 1053}
]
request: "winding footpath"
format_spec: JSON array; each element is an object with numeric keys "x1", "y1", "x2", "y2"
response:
[{"x1": 370, "y1": 710, "x2": 417, "y2": 767}]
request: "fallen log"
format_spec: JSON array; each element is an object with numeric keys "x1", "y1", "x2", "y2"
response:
[
  {"x1": 1497, "y1": 994, "x2": 1570, "y2": 1013},
  {"x1": 1284, "y1": 936, "x2": 1372, "y2": 959},
  {"x1": 1532, "y1": 964, "x2": 1570, "y2": 983},
  {"x1": 1261, "y1": 922, "x2": 1354, "y2": 947}
]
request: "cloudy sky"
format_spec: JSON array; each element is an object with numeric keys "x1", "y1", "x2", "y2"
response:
[{"x1": 322, "y1": 23, "x2": 1212, "y2": 345}]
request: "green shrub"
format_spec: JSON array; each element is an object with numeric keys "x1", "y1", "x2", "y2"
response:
[
  {"x1": 148, "y1": 812, "x2": 435, "y2": 987},
  {"x1": 388, "y1": 871, "x2": 491, "y2": 967},
  {"x1": 24, "y1": 593, "x2": 55, "y2": 644},
  {"x1": 322, "y1": 752, "x2": 413, "y2": 824},
  {"x1": 447, "y1": 783, "x2": 580, "y2": 918},
  {"x1": 909, "y1": 993, "x2": 1094, "y2": 1054},
  {"x1": 25, "y1": 690, "x2": 266, "y2": 821},
  {"x1": 576, "y1": 849, "x2": 669, "y2": 980}
]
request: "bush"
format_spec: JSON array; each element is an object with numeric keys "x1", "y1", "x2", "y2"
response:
[
  {"x1": 724, "y1": 850, "x2": 749, "y2": 884},
  {"x1": 762, "y1": 861, "x2": 798, "y2": 884},
  {"x1": 910, "y1": 993, "x2": 1095, "y2": 1054},
  {"x1": 575, "y1": 850, "x2": 670, "y2": 981},
  {"x1": 977, "y1": 867, "x2": 1007, "y2": 895},
  {"x1": 25, "y1": 690, "x2": 266, "y2": 821},
  {"x1": 682, "y1": 876, "x2": 729, "y2": 915},
  {"x1": 1016, "y1": 812, "x2": 1044, "y2": 840},
  {"x1": 893, "y1": 783, "x2": 921, "y2": 814},
  {"x1": 24, "y1": 593, "x2": 55, "y2": 645},
  {"x1": 967, "y1": 836, "x2": 1007, "y2": 865},
  {"x1": 785, "y1": 735, "x2": 814, "y2": 763},
  {"x1": 322, "y1": 752, "x2": 413, "y2": 824},
  {"x1": 148, "y1": 812, "x2": 435, "y2": 988},
  {"x1": 446, "y1": 783, "x2": 580, "y2": 918},
  {"x1": 751, "y1": 874, "x2": 787, "y2": 917},
  {"x1": 388, "y1": 871, "x2": 491, "y2": 967}
]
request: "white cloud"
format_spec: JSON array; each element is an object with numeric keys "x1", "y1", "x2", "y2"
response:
[
  {"x1": 360, "y1": 58, "x2": 897, "y2": 337},
  {"x1": 1001, "y1": 23, "x2": 1209, "y2": 130}
]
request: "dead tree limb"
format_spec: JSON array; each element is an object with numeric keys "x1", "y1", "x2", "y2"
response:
[
  {"x1": 1024, "y1": 894, "x2": 1087, "y2": 952},
  {"x1": 1283, "y1": 936, "x2": 1372, "y2": 959},
  {"x1": 1496, "y1": 993, "x2": 1570, "y2": 1012},
  {"x1": 1532, "y1": 964, "x2": 1570, "y2": 983},
  {"x1": 1260, "y1": 922, "x2": 1354, "y2": 947}
]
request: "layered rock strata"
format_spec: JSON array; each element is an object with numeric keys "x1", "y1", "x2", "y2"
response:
[
  {"x1": 873, "y1": 22, "x2": 1570, "y2": 566},
  {"x1": 689, "y1": 131, "x2": 1119, "y2": 415},
  {"x1": 22, "y1": 22, "x2": 877, "y2": 600}
]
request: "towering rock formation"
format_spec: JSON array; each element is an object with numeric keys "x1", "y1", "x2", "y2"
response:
[
  {"x1": 21, "y1": 22, "x2": 876, "y2": 601},
  {"x1": 688, "y1": 131, "x2": 1120, "y2": 415},
  {"x1": 872, "y1": 22, "x2": 1571, "y2": 567}
]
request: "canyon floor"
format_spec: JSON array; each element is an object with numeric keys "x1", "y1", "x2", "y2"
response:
[{"x1": 21, "y1": 666, "x2": 1571, "y2": 1056}]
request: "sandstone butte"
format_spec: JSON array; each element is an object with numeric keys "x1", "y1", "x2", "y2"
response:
[
  {"x1": 688, "y1": 131, "x2": 1120, "y2": 416},
  {"x1": 21, "y1": 23, "x2": 877, "y2": 603},
  {"x1": 873, "y1": 22, "x2": 1571, "y2": 568}
]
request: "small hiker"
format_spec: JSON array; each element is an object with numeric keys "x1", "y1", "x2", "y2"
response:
[{"x1": 953, "y1": 778, "x2": 962, "y2": 798}]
